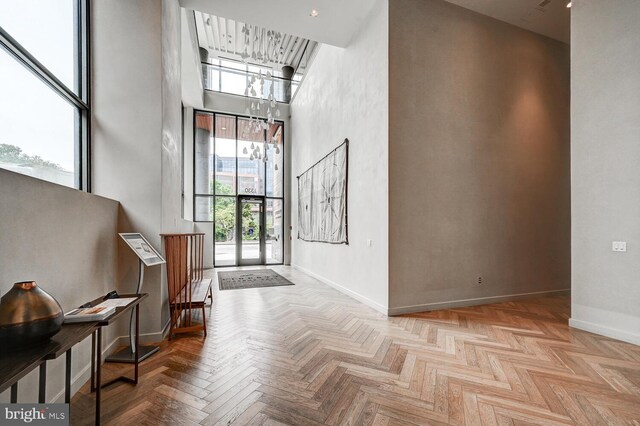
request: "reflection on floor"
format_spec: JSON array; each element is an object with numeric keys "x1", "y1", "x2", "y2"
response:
[{"x1": 71, "y1": 266, "x2": 640, "y2": 425}]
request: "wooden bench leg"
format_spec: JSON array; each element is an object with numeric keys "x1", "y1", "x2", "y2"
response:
[
  {"x1": 168, "y1": 306, "x2": 174, "y2": 340},
  {"x1": 201, "y1": 305, "x2": 207, "y2": 337}
]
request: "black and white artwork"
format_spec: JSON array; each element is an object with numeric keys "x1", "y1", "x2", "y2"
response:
[{"x1": 297, "y1": 139, "x2": 348, "y2": 244}]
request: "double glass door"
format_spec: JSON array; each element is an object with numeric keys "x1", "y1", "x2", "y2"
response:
[{"x1": 236, "y1": 196, "x2": 265, "y2": 265}]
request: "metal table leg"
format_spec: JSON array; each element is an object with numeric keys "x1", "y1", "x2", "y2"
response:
[
  {"x1": 95, "y1": 327, "x2": 102, "y2": 426},
  {"x1": 10, "y1": 383, "x2": 17, "y2": 403},
  {"x1": 134, "y1": 304, "x2": 139, "y2": 384},
  {"x1": 91, "y1": 332, "x2": 96, "y2": 392},
  {"x1": 38, "y1": 362, "x2": 46, "y2": 403},
  {"x1": 65, "y1": 349, "x2": 72, "y2": 404}
]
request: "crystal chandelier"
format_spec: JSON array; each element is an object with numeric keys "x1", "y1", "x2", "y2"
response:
[{"x1": 239, "y1": 24, "x2": 283, "y2": 168}]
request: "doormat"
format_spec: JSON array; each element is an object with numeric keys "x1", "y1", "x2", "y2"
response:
[{"x1": 218, "y1": 269, "x2": 295, "y2": 291}]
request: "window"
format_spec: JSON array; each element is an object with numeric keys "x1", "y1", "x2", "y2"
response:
[
  {"x1": 0, "y1": 1, "x2": 90, "y2": 189},
  {"x1": 194, "y1": 111, "x2": 285, "y2": 266},
  {"x1": 202, "y1": 58, "x2": 299, "y2": 102}
]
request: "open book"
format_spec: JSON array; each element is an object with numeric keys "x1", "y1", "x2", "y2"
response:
[{"x1": 64, "y1": 306, "x2": 116, "y2": 323}]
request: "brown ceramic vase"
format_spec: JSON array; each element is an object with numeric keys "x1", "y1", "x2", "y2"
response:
[{"x1": 0, "y1": 281, "x2": 64, "y2": 349}]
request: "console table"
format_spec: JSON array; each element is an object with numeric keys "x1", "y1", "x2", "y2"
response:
[{"x1": 0, "y1": 293, "x2": 149, "y2": 426}]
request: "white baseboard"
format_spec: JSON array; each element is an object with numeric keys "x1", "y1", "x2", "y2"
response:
[
  {"x1": 112, "y1": 320, "x2": 171, "y2": 347},
  {"x1": 388, "y1": 289, "x2": 571, "y2": 316},
  {"x1": 569, "y1": 318, "x2": 640, "y2": 346},
  {"x1": 292, "y1": 264, "x2": 388, "y2": 315}
]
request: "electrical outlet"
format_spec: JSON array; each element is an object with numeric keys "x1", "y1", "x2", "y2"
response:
[
  {"x1": 612, "y1": 241, "x2": 627, "y2": 252},
  {"x1": 367, "y1": 239, "x2": 373, "y2": 247}
]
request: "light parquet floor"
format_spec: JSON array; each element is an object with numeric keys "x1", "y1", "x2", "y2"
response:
[{"x1": 71, "y1": 267, "x2": 640, "y2": 425}]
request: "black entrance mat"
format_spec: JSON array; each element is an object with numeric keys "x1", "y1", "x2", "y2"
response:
[{"x1": 218, "y1": 269, "x2": 295, "y2": 291}]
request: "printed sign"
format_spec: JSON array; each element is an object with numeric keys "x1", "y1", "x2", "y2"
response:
[{"x1": 0, "y1": 404, "x2": 69, "y2": 425}]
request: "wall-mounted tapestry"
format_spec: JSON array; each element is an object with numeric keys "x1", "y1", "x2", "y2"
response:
[{"x1": 297, "y1": 139, "x2": 349, "y2": 244}]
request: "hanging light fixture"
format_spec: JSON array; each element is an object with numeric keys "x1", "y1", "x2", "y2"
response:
[{"x1": 240, "y1": 23, "x2": 285, "y2": 166}]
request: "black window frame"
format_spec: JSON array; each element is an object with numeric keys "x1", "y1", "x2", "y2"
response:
[
  {"x1": 0, "y1": 0, "x2": 91, "y2": 191},
  {"x1": 193, "y1": 110, "x2": 285, "y2": 267}
]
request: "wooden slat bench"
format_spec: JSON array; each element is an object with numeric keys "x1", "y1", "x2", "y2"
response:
[
  {"x1": 162, "y1": 233, "x2": 213, "y2": 339},
  {"x1": 169, "y1": 278, "x2": 212, "y2": 336}
]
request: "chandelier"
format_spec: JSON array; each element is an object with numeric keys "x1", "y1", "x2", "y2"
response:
[{"x1": 239, "y1": 24, "x2": 283, "y2": 168}]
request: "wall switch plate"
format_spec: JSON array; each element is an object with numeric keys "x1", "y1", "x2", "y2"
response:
[
  {"x1": 612, "y1": 241, "x2": 627, "y2": 252},
  {"x1": 367, "y1": 239, "x2": 373, "y2": 247}
]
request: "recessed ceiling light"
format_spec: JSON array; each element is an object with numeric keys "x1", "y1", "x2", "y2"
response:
[
  {"x1": 566, "y1": 2, "x2": 571, "y2": 7},
  {"x1": 310, "y1": 9, "x2": 319, "y2": 17},
  {"x1": 221, "y1": 127, "x2": 227, "y2": 130}
]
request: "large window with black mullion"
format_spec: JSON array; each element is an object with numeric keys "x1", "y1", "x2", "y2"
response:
[
  {"x1": 194, "y1": 111, "x2": 285, "y2": 267},
  {"x1": 0, "y1": 1, "x2": 90, "y2": 190}
]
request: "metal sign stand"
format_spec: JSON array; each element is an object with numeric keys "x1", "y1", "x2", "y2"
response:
[
  {"x1": 106, "y1": 259, "x2": 159, "y2": 363},
  {"x1": 106, "y1": 232, "x2": 166, "y2": 363}
]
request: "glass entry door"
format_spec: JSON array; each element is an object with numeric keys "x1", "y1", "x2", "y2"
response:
[{"x1": 236, "y1": 196, "x2": 265, "y2": 265}]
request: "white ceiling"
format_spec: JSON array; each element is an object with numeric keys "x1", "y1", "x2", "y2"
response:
[
  {"x1": 180, "y1": 0, "x2": 376, "y2": 48},
  {"x1": 180, "y1": 0, "x2": 570, "y2": 49},
  {"x1": 445, "y1": 0, "x2": 570, "y2": 43}
]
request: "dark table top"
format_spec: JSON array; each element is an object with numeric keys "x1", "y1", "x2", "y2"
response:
[{"x1": 0, "y1": 293, "x2": 147, "y2": 393}]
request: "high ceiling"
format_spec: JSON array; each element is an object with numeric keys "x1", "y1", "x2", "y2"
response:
[
  {"x1": 194, "y1": 12, "x2": 315, "y2": 70},
  {"x1": 445, "y1": 0, "x2": 570, "y2": 43},
  {"x1": 182, "y1": 0, "x2": 569, "y2": 47},
  {"x1": 180, "y1": 0, "x2": 376, "y2": 48}
]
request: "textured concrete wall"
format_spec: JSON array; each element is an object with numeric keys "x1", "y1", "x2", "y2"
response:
[
  {"x1": 0, "y1": 169, "x2": 119, "y2": 402},
  {"x1": 291, "y1": 0, "x2": 389, "y2": 313},
  {"x1": 388, "y1": 0, "x2": 571, "y2": 313},
  {"x1": 92, "y1": 0, "x2": 165, "y2": 335},
  {"x1": 93, "y1": 0, "x2": 191, "y2": 336},
  {"x1": 570, "y1": 0, "x2": 640, "y2": 345}
]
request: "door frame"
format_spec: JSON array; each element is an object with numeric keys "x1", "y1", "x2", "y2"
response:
[
  {"x1": 236, "y1": 195, "x2": 266, "y2": 266},
  {"x1": 195, "y1": 110, "x2": 286, "y2": 268}
]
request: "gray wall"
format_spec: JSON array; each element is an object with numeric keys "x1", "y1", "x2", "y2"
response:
[
  {"x1": 570, "y1": 0, "x2": 640, "y2": 345},
  {"x1": 290, "y1": 0, "x2": 389, "y2": 313},
  {"x1": 388, "y1": 0, "x2": 571, "y2": 313},
  {"x1": 160, "y1": 0, "x2": 194, "y2": 325},
  {"x1": 93, "y1": 0, "x2": 191, "y2": 339},
  {"x1": 0, "y1": 169, "x2": 119, "y2": 402},
  {"x1": 92, "y1": 0, "x2": 165, "y2": 337}
]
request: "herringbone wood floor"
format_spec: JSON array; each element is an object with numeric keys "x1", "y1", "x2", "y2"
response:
[{"x1": 71, "y1": 267, "x2": 640, "y2": 425}]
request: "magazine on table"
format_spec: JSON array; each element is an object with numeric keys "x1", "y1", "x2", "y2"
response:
[{"x1": 64, "y1": 306, "x2": 116, "y2": 323}]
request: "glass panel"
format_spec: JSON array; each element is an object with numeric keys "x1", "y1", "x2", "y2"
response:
[
  {"x1": 0, "y1": 49, "x2": 76, "y2": 188},
  {"x1": 194, "y1": 196, "x2": 213, "y2": 221},
  {"x1": 214, "y1": 196, "x2": 236, "y2": 266},
  {"x1": 220, "y1": 68, "x2": 249, "y2": 97},
  {"x1": 266, "y1": 199, "x2": 284, "y2": 264},
  {"x1": 202, "y1": 64, "x2": 289, "y2": 102},
  {"x1": 194, "y1": 112, "x2": 213, "y2": 194},
  {"x1": 0, "y1": 1, "x2": 77, "y2": 92},
  {"x1": 220, "y1": 58, "x2": 246, "y2": 71},
  {"x1": 202, "y1": 64, "x2": 220, "y2": 92},
  {"x1": 266, "y1": 123, "x2": 284, "y2": 197},
  {"x1": 215, "y1": 114, "x2": 236, "y2": 195},
  {"x1": 241, "y1": 198, "x2": 262, "y2": 261},
  {"x1": 237, "y1": 118, "x2": 265, "y2": 196}
]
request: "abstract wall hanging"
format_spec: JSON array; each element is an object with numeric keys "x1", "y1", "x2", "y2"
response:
[{"x1": 297, "y1": 139, "x2": 349, "y2": 244}]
